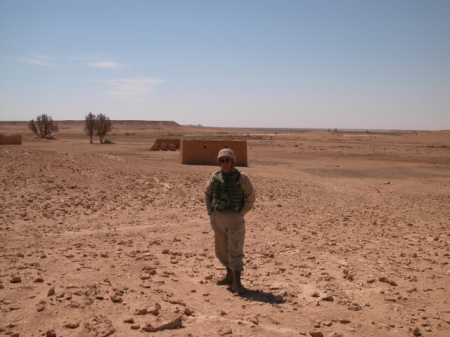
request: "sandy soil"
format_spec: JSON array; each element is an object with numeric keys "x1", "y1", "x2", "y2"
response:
[{"x1": 1, "y1": 121, "x2": 450, "y2": 337}]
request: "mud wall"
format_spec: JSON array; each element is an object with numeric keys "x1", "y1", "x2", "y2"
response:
[
  {"x1": 0, "y1": 134, "x2": 22, "y2": 145},
  {"x1": 180, "y1": 140, "x2": 247, "y2": 166},
  {"x1": 151, "y1": 138, "x2": 180, "y2": 150}
]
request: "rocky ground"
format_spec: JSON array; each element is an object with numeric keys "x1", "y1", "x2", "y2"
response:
[{"x1": 0, "y1": 125, "x2": 449, "y2": 337}]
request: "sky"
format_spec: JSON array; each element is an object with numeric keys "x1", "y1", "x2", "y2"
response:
[{"x1": 0, "y1": 0, "x2": 449, "y2": 130}]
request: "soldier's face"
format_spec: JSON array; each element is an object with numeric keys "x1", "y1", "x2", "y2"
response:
[{"x1": 219, "y1": 157, "x2": 233, "y2": 173}]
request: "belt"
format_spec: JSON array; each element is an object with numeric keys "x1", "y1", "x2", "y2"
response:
[{"x1": 213, "y1": 206, "x2": 235, "y2": 212}]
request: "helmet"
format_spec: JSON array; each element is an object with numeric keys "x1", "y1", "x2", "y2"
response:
[{"x1": 217, "y1": 148, "x2": 236, "y2": 164}]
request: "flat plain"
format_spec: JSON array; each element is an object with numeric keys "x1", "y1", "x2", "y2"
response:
[{"x1": 1, "y1": 121, "x2": 449, "y2": 337}]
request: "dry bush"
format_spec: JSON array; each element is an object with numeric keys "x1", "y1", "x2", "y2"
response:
[
  {"x1": 84, "y1": 112, "x2": 96, "y2": 144},
  {"x1": 94, "y1": 114, "x2": 112, "y2": 144},
  {"x1": 28, "y1": 114, "x2": 58, "y2": 139}
]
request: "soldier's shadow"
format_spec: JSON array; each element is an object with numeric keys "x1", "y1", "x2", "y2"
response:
[{"x1": 226, "y1": 287, "x2": 284, "y2": 304}]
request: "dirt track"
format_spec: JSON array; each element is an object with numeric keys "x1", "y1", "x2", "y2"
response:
[{"x1": 1, "y1": 122, "x2": 450, "y2": 337}]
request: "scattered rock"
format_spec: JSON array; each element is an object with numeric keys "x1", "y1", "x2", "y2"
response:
[
  {"x1": 47, "y1": 287, "x2": 55, "y2": 297},
  {"x1": 321, "y1": 295, "x2": 334, "y2": 302},
  {"x1": 141, "y1": 316, "x2": 182, "y2": 332},
  {"x1": 36, "y1": 300, "x2": 46, "y2": 312},
  {"x1": 184, "y1": 307, "x2": 194, "y2": 316},
  {"x1": 219, "y1": 327, "x2": 233, "y2": 336},
  {"x1": 135, "y1": 308, "x2": 147, "y2": 315},
  {"x1": 379, "y1": 276, "x2": 397, "y2": 286},
  {"x1": 409, "y1": 326, "x2": 421, "y2": 336},
  {"x1": 10, "y1": 274, "x2": 21, "y2": 283},
  {"x1": 84, "y1": 315, "x2": 115, "y2": 337},
  {"x1": 309, "y1": 330, "x2": 323, "y2": 337},
  {"x1": 64, "y1": 322, "x2": 79, "y2": 329},
  {"x1": 45, "y1": 330, "x2": 56, "y2": 337},
  {"x1": 110, "y1": 295, "x2": 123, "y2": 303}
]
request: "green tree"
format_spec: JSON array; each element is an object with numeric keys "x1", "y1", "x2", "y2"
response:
[
  {"x1": 95, "y1": 114, "x2": 112, "y2": 144},
  {"x1": 28, "y1": 114, "x2": 59, "y2": 138},
  {"x1": 84, "y1": 112, "x2": 96, "y2": 143}
]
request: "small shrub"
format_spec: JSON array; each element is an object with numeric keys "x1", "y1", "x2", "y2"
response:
[{"x1": 28, "y1": 114, "x2": 58, "y2": 138}]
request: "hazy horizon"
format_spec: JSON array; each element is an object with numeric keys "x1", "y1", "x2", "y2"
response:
[
  {"x1": 1, "y1": 1, "x2": 449, "y2": 130},
  {"x1": 1, "y1": 119, "x2": 444, "y2": 133}
]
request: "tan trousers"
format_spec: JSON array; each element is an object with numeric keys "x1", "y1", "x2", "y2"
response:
[{"x1": 209, "y1": 210, "x2": 245, "y2": 271}]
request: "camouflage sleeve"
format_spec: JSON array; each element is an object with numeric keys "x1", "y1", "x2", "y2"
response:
[
  {"x1": 239, "y1": 172, "x2": 255, "y2": 216},
  {"x1": 204, "y1": 174, "x2": 214, "y2": 215}
]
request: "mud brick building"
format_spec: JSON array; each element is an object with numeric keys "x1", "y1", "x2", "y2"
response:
[{"x1": 180, "y1": 140, "x2": 247, "y2": 166}]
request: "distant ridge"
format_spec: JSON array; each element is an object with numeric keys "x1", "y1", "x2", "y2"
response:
[
  {"x1": 0, "y1": 120, "x2": 181, "y2": 127},
  {"x1": 112, "y1": 120, "x2": 180, "y2": 127}
]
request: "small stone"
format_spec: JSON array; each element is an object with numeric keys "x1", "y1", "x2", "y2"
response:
[
  {"x1": 70, "y1": 301, "x2": 81, "y2": 308},
  {"x1": 135, "y1": 308, "x2": 147, "y2": 315},
  {"x1": 141, "y1": 323, "x2": 156, "y2": 332},
  {"x1": 47, "y1": 287, "x2": 55, "y2": 297},
  {"x1": 148, "y1": 307, "x2": 160, "y2": 315},
  {"x1": 46, "y1": 330, "x2": 56, "y2": 337},
  {"x1": 83, "y1": 296, "x2": 93, "y2": 305},
  {"x1": 124, "y1": 318, "x2": 135, "y2": 323},
  {"x1": 339, "y1": 319, "x2": 351, "y2": 324},
  {"x1": 309, "y1": 330, "x2": 323, "y2": 337},
  {"x1": 110, "y1": 295, "x2": 123, "y2": 303},
  {"x1": 219, "y1": 327, "x2": 232, "y2": 336},
  {"x1": 409, "y1": 326, "x2": 421, "y2": 336},
  {"x1": 10, "y1": 275, "x2": 22, "y2": 283},
  {"x1": 36, "y1": 302, "x2": 46, "y2": 312},
  {"x1": 184, "y1": 307, "x2": 194, "y2": 316},
  {"x1": 34, "y1": 277, "x2": 44, "y2": 283},
  {"x1": 64, "y1": 322, "x2": 79, "y2": 329},
  {"x1": 140, "y1": 273, "x2": 151, "y2": 280},
  {"x1": 321, "y1": 295, "x2": 334, "y2": 301},
  {"x1": 130, "y1": 325, "x2": 140, "y2": 330}
]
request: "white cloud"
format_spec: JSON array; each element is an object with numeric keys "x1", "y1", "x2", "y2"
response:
[
  {"x1": 18, "y1": 51, "x2": 123, "y2": 69},
  {"x1": 88, "y1": 60, "x2": 122, "y2": 69},
  {"x1": 23, "y1": 58, "x2": 53, "y2": 66},
  {"x1": 94, "y1": 77, "x2": 165, "y2": 100},
  {"x1": 21, "y1": 52, "x2": 54, "y2": 66}
]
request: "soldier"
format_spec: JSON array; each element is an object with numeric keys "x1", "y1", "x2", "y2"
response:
[{"x1": 205, "y1": 148, "x2": 255, "y2": 294}]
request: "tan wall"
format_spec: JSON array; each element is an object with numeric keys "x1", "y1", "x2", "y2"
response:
[
  {"x1": 0, "y1": 134, "x2": 22, "y2": 145},
  {"x1": 152, "y1": 138, "x2": 180, "y2": 150},
  {"x1": 180, "y1": 140, "x2": 247, "y2": 166}
]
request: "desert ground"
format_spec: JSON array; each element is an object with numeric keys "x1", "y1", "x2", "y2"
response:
[{"x1": 1, "y1": 121, "x2": 449, "y2": 337}]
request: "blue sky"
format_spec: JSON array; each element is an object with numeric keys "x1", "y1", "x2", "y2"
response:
[{"x1": 1, "y1": 0, "x2": 449, "y2": 130}]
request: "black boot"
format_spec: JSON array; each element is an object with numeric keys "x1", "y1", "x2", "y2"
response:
[
  {"x1": 216, "y1": 267, "x2": 233, "y2": 285},
  {"x1": 232, "y1": 270, "x2": 245, "y2": 294}
]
